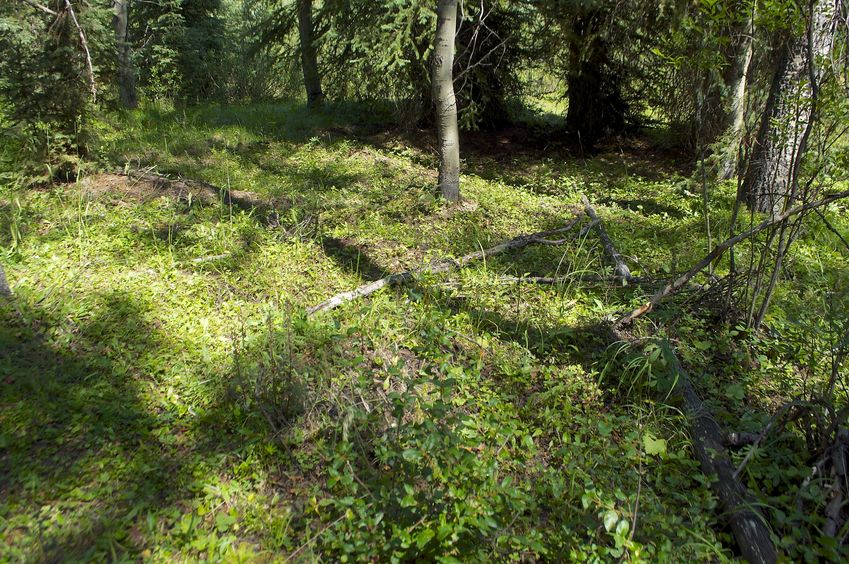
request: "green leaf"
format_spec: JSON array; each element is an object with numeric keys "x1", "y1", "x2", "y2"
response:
[
  {"x1": 415, "y1": 528, "x2": 435, "y2": 549},
  {"x1": 603, "y1": 510, "x2": 619, "y2": 532},
  {"x1": 643, "y1": 433, "x2": 667, "y2": 457},
  {"x1": 726, "y1": 383, "x2": 745, "y2": 401}
]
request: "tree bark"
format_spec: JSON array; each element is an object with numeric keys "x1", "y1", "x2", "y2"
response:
[
  {"x1": 719, "y1": 10, "x2": 754, "y2": 179},
  {"x1": 433, "y1": 0, "x2": 460, "y2": 202},
  {"x1": 112, "y1": 0, "x2": 137, "y2": 109},
  {"x1": 659, "y1": 341, "x2": 777, "y2": 564},
  {"x1": 742, "y1": 0, "x2": 834, "y2": 213},
  {"x1": 297, "y1": 0, "x2": 323, "y2": 108}
]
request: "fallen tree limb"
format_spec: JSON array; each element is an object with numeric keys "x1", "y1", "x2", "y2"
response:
[
  {"x1": 308, "y1": 212, "x2": 586, "y2": 315},
  {"x1": 582, "y1": 195, "x2": 633, "y2": 282},
  {"x1": 472, "y1": 274, "x2": 654, "y2": 286},
  {"x1": 614, "y1": 189, "x2": 849, "y2": 330},
  {"x1": 658, "y1": 339, "x2": 777, "y2": 564}
]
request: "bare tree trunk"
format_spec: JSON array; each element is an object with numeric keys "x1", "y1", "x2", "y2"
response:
[
  {"x1": 433, "y1": 0, "x2": 460, "y2": 202},
  {"x1": 112, "y1": 0, "x2": 137, "y2": 109},
  {"x1": 719, "y1": 10, "x2": 754, "y2": 179},
  {"x1": 297, "y1": 0, "x2": 323, "y2": 108},
  {"x1": 742, "y1": 0, "x2": 834, "y2": 214}
]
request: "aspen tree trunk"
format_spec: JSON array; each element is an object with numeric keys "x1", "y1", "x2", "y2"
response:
[
  {"x1": 112, "y1": 0, "x2": 137, "y2": 109},
  {"x1": 432, "y1": 0, "x2": 460, "y2": 202},
  {"x1": 718, "y1": 11, "x2": 753, "y2": 179},
  {"x1": 742, "y1": 0, "x2": 834, "y2": 213},
  {"x1": 297, "y1": 0, "x2": 323, "y2": 108}
]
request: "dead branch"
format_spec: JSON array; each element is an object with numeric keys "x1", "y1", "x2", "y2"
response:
[
  {"x1": 19, "y1": 0, "x2": 57, "y2": 16},
  {"x1": 614, "y1": 188, "x2": 849, "y2": 330},
  {"x1": 308, "y1": 212, "x2": 586, "y2": 315},
  {"x1": 658, "y1": 340, "x2": 777, "y2": 564},
  {"x1": 582, "y1": 196, "x2": 634, "y2": 282},
  {"x1": 64, "y1": 0, "x2": 96, "y2": 101},
  {"x1": 479, "y1": 274, "x2": 654, "y2": 286}
]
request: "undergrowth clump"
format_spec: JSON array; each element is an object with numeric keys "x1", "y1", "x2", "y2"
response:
[{"x1": 1, "y1": 102, "x2": 847, "y2": 561}]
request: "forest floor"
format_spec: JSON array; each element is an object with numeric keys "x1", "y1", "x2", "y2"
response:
[{"x1": 1, "y1": 102, "x2": 847, "y2": 561}]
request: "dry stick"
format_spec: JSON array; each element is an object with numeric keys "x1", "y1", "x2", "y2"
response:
[
  {"x1": 308, "y1": 213, "x2": 586, "y2": 315},
  {"x1": 659, "y1": 340, "x2": 777, "y2": 564},
  {"x1": 64, "y1": 0, "x2": 96, "y2": 101},
  {"x1": 614, "y1": 188, "x2": 849, "y2": 330},
  {"x1": 582, "y1": 195, "x2": 633, "y2": 282}
]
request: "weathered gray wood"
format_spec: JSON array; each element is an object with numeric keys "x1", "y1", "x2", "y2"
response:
[
  {"x1": 308, "y1": 213, "x2": 586, "y2": 315},
  {"x1": 582, "y1": 196, "x2": 633, "y2": 282},
  {"x1": 659, "y1": 340, "x2": 777, "y2": 564}
]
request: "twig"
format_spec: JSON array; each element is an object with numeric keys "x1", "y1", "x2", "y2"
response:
[{"x1": 614, "y1": 188, "x2": 849, "y2": 329}]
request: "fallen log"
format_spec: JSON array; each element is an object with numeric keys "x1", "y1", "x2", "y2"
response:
[
  {"x1": 614, "y1": 188, "x2": 849, "y2": 330},
  {"x1": 308, "y1": 212, "x2": 586, "y2": 315},
  {"x1": 582, "y1": 196, "x2": 634, "y2": 282},
  {"x1": 658, "y1": 339, "x2": 777, "y2": 564}
]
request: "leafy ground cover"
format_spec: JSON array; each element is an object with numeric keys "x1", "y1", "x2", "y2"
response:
[{"x1": 1, "y1": 102, "x2": 847, "y2": 561}]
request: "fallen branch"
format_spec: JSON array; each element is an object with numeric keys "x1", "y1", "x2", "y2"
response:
[
  {"x1": 582, "y1": 195, "x2": 633, "y2": 282},
  {"x1": 308, "y1": 212, "x2": 586, "y2": 315},
  {"x1": 473, "y1": 274, "x2": 654, "y2": 286},
  {"x1": 658, "y1": 340, "x2": 777, "y2": 564},
  {"x1": 614, "y1": 189, "x2": 849, "y2": 329}
]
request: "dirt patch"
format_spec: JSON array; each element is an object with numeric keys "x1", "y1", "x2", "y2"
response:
[{"x1": 79, "y1": 172, "x2": 292, "y2": 219}]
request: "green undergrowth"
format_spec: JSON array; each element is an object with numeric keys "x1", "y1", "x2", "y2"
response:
[{"x1": 1, "y1": 102, "x2": 848, "y2": 561}]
